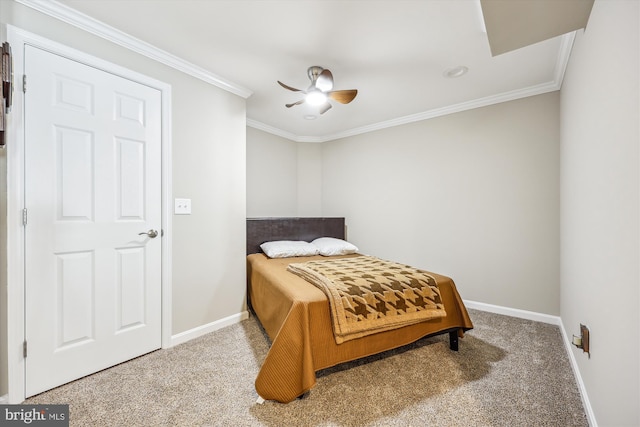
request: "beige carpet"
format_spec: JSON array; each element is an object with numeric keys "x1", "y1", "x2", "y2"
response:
[{"x1": 26, "y1": 309, "x2": 588, "y2": 426}]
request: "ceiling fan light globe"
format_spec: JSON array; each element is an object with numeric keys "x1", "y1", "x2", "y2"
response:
[{"x1": 306, "y1": 90, "x2": 328, "y2": 106}]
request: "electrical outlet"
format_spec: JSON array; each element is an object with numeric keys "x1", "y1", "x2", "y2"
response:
[
  {"x1": 174, "y1": 198, "x2": 191, "y2": 215},
  {"x1": 573, "y1": 323, "x2": 590, "y2": 358},
  {"x1": 580, "y1": 324, "x2": 590, "y2": 358}
]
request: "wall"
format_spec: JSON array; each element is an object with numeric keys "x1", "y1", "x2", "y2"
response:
[
  {"x1": 321, "y1": 93, "x2": 561, "y2": 315},
  {"x1": 170, "y1": 75, "x2": 246, "y2": 334},
  {"x1": 560, "y1": 1, "x2": 639, "y2": 425},
  {"x1": 246, "y1": 127, "x2": 298, "y2": 216},
  {"x1": 1, "y1": 0, "x2": 247, "y2": 395},
  {"x1": 296, "y1": 143, "x2": 323, "y2": 216},
  {"x1": 247, "y1": 127, "x2": 323, "y2": 217}
]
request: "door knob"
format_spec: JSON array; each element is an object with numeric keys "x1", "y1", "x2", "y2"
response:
[{"x1": 138, "y1": 229, "x2": 158, "y2": 238}]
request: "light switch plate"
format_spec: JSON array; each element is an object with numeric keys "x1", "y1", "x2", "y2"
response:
[{"x1": 174, "y1": 198, "x2": 191, "y2": 215}]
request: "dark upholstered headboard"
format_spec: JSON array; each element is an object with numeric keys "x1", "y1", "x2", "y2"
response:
[{"x1": 246, "y1": 217, "x2": 346, "y2": 255}]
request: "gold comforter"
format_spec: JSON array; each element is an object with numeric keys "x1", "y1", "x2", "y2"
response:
[{"x1": 247, "y1": 253, "x2": 473, "y2": 403}]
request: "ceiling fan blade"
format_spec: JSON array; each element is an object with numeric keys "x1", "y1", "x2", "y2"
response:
[
  {"x1": 328, "y1": 89, "x2": 358, "y2": 104},
  {"x1": 278, "y1": 81, "x2": 304, "y2": 92},
  {"x1": 315, "y1": 69, "x2": 334, "y2": 91},
  {"x1": 285, "y1": 99, "x2": 305, "y2": 108},
  {"x1": 319, "y1": 101, "x2": 332, "y2": 115}
]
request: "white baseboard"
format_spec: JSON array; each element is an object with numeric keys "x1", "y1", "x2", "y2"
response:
[
  {"x1": 466, "y1": 300, "x2": 596, "y2": 427},
  {"x1": 0, "y1": 394, "x2": 8, "y2": 404},
  {"x1": 169, "y1": 311, "x2": 249, "y2": 347},
  {"x1": 558, "y1": 321, "x2": 598, "y2": 427},
  {"x1": 464, "y1": 299, "x2": 561, "y2": 325}
]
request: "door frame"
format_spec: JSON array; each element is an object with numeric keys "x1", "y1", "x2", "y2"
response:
[{"x1": 6, "y1": 26, "x2": 173, "y2": 403}]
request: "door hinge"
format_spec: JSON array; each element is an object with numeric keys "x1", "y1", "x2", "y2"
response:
[
  {"x1": 22, "y1": 74, "x2": 26, "y2": 93},
  {"x1": 23, "y1": 341, "x2": 27, "y2": 358},
  {"x1": 22, "y1": 208, "x2": 27, "y2": 226}
]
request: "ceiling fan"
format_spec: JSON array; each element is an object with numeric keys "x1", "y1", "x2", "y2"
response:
[{"x1": 277, "y1": 66, "x2": 358, "y2": 115}]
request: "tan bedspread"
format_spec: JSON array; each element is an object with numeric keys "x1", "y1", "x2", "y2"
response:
[
  {"x1": 287, "y1": 256, "x2": 446, "y2": 343},
  {"x1": 247, "y1": 253, "x2": 473, "y2": 403}
]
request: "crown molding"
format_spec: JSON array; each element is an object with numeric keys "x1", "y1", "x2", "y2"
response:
[
  {"x1": 553, "y1": 30, "x2": 576, "y2": 87},
  {"x1": 17, "y1": 0, "x2": 574, "y2": 141},
  {"x1": 249, "y1": 31, "x2": 575, "y2": 143},
  {"x1": 14, "y1": 0, "x2": 253, "y2": 99},
  {"x1": 246, "y1": 119, "x2": 301, "y2": 141}
]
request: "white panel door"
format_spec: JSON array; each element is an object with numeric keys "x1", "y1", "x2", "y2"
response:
[{"x1": 24, "y1": 45, "x2": 162, "y2": 397}]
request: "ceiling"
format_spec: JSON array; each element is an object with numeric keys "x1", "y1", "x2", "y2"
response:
[{"x1": 43, "y1": 0, "x2": 584, "y2": 142}]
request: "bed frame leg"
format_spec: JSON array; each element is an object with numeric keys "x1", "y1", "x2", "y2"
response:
[{"x1": 449, "y1": 330, "x2": 459, "y2": 351}]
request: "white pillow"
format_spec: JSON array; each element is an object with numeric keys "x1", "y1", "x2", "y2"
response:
[
  {"x1": 260, "y1": 240, "x2": 319, "y2": 258},
  {"x1": 311, "y1": 237, "x2": 359, "y2": 256}
]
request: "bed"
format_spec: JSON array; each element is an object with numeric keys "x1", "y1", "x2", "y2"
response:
[{"x1": 246, "y1": 217, "x2": 473, "y2": 403}]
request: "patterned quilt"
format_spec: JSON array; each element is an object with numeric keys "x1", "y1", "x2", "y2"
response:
[{"x1": 287, "y1": 256, "x2": 446, "y2": 344}]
